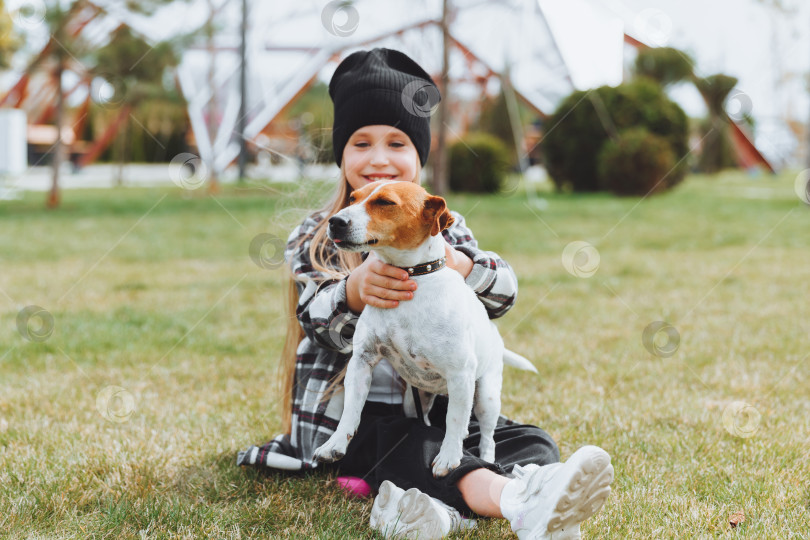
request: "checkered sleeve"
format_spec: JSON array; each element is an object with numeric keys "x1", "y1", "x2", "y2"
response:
[
  {"x1": 286, "y1": 213, "x2": 359, "y2": 354},
  {"x1": 442, "y1": 210, "x2": 518, "y2": 319}
]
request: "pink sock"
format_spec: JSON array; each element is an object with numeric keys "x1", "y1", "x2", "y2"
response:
[{"x1": 335, "y1": 476, "x2": 372, "y2": 499}]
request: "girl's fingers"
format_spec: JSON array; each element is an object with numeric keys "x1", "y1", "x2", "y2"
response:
[
  {"x1": 369, "y1": 273, "x2": 417, "y2": 292},
  {"x1": 364, "y1": 284, "x2": 414, "y2": 302},
  {"x1": 372, "y1": 259, "x2": 410, "y2": 281},
  {"x1": 365, "y1": 296, "x2": 399, "y2": 309}
]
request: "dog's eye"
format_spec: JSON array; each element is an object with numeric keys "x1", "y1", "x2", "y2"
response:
[
  {"x1": 348, "y1": 196, "x2": 356, "y2": 204},
  {"x1": 375, "y1": 199, "x2": 396, "y2": 206}
]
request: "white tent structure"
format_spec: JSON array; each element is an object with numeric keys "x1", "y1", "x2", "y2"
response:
[{"x1": 175, "y1": 0, "x2": 625, "y2": 176}]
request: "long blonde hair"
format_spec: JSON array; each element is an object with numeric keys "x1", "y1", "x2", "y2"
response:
[{"x1": 279, "y1": 163, "x2": 422, "y2": 433}]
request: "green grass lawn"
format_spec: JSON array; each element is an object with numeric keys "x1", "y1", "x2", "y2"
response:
[{"x1": 1, "y1": 170, "x2": 809, "y2": 538}]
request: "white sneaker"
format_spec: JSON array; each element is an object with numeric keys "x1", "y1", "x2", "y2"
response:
[
  {"x1": 370, "y1": 480, "x2": 476, "y2": 539},
  {"x1": 500, "y1": 446, "x2": 614, "y2": 540}
]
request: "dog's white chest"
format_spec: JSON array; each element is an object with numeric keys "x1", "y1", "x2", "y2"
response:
[{"x1": 364, "y1": 269, "x2": 482, "y2": 394}]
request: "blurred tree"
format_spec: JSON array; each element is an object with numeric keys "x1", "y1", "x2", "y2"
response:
[
  {"x1": 694, "y1": 73, "x2": 739, "y2": 173},
  {"x1": 203, "y1": 0, "x2": 220, "y2": 193},
  {"x1": 0, "y1": 0, "x2": 21, "y2": 68},
  {"x1": 756, "y1": 0, "x2": 808, "y2": 167},
  {"x1": 634, "y1": 47, "x2": 695, "y2": 87},
  {"x1": 113, "y1": 92, "x2": 188, "y2": 163},
  {"x1": 476, "y1": 87, "x2": 536, "y2": 169},
  {"x1": 90, "y1": 25, "x2": 180, "y2": 184},
  {"x1": 29, "y1": 1, "x2": 85, "y2": 208},
  {"x1": 476, "y1": 90, "x2": 514, "y2": 164},
  {"x1": 285, "y1": 81, "x2": 334, "y2": 163},
  {"x1": 597, "y1": 127, "x2": 676, "y2": 196},
  {"x1": 449, "y1": 132, "x2": 510, "y2": 193},
  {"x1": 542, "y1": 78, "x2": 688, "y2": 194},
  {"x1": 30, "y1": 0, "x2": 176, "y2": 208}
]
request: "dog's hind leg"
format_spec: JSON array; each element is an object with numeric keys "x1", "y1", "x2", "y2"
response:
[
  {"x1": 403, "y1": 383, "x2": 418, "y2": 419},
  {"x1": 403, "y1": 385, "x2": 436, "y2": 426},
  {"x1": 473, "y1": 368, "x2": 503, "y2": 464},
  {"x1": 418, "y1": 390, "x2": 437, "y2": 426}
]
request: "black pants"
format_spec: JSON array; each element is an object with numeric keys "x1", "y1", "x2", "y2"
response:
[{"x1": 326, "y1": 396, "x2": 560, "y2": 517}]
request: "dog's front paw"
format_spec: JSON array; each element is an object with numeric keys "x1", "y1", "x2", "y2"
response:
[
  {"x1": 431, "y1": 447, "x2": 463, "y2": 477},
  {"x1": 313, "y1": 436, "x2": 349, "y2": 463},
  {"x1": 479, "y1": 439, "x2": 496, "y2": 463}
]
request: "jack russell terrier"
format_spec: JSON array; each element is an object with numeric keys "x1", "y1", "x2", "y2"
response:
[{"x1": 313, "y1": 180, "x2": 537, "y2": 477}]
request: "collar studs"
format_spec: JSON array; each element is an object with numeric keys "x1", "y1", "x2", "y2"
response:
[{"x1": 397, "y1": 257, "x2": 446, "y2": 277}]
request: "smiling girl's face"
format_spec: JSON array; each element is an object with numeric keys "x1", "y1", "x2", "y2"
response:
[{"x1": 342, "y1": 125, "x2": 420, "y2": 192}]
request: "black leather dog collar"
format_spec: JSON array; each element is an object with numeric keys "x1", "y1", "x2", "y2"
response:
[{"x1": 397, "y1": 257, "x2": 446, "y2": 277}]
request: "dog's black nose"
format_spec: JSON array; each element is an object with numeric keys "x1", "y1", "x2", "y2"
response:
[{"x1": 329, "y1": 215, "x2": 349, "y2": 235}]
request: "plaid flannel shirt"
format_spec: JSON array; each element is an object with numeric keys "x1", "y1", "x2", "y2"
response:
[{"x1": 237, "y1": 209, "x2": 518, "y2": 471}]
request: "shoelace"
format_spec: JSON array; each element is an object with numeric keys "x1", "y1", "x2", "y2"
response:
[{"x1": 512, "y1": 463, "x2": 563, "y2": 504}]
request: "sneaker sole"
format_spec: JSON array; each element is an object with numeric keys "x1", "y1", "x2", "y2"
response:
[
  {"x1": 546, "y1": 446, "x2": 614, "y2": 535},
  {"x1": 395, "y1": 488, "x2": 447, "y2": 539},
  {"x1": 371, "y1": 483, "x2": 447, "y2": 539},
  {"x1": 370, "y1": 481, "x2": 401, "y2": 531}
]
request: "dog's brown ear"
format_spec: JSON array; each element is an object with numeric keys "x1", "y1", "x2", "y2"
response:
[{"x1": 423, "y1": 195, "x2": 455, "y2": 236}]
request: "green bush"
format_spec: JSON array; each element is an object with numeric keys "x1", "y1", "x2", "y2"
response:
[
  {"x1": 449, "y1": 133, "x2": 510, "y2": 193},
  {"x1": 694, "y1": 74, "x2": 739, "y2": 174},
  {"x1": 697, "y1": 116, "x2": 736, "y2": 173},
  {"x1": 542, "y1": 78, "x2": 688, "y2": 193},
  {"x1": 597, "y1": 128, "x2": 676, "y2": 196},
  {"x1": 634, "y1": 47, "x2": 695, "y2": 87}
]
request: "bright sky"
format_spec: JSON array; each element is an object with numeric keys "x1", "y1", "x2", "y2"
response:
[
  {"x1": 604, "y1": 0, "x2": 810, "y2": 122},
  {"x1": 614, "y1": 0, "x2": 810, "y2": 165},
  {"x1": 106, "y1": 0, "x2": 810, "y2": 123},
  {"x1": 3, "y1": 0, "x2": 808, "y2": 165}
]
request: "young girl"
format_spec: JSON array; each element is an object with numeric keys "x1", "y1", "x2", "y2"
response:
[{"x1": 238, "y1": 48, "x2": 613, "y2": 539}]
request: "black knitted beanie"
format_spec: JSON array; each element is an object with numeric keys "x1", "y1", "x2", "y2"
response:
[{"x1": 329, "y1": 48, "x2": 441, "y2": 167}]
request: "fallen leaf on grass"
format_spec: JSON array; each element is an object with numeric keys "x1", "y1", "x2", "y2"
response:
[{"x1": 729, "y1": 510, "x2": 745, "y2": 528}]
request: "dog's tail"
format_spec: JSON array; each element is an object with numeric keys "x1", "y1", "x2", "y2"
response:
[{"x1": 503, "y1": 349, "x2": 538, "y2": 373}]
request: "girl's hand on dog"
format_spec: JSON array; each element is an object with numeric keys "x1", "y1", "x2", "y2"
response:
[
  {"x1": 444, "y1": 242, "x2": 474, "y2": 279},
  {"x1": 346, "y1": 252, "x2": 417, "y2": 312}
]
